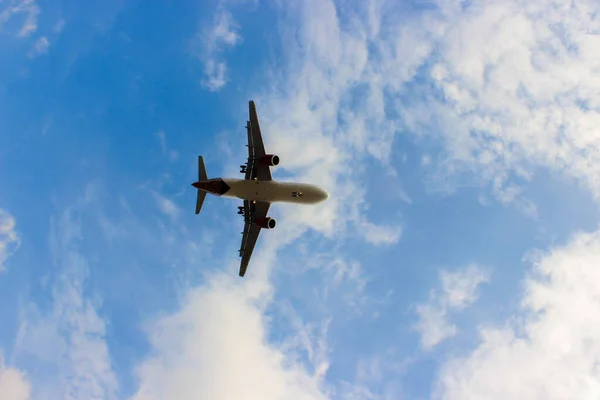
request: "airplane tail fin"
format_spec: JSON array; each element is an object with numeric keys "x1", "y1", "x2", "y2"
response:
[{"x1": 195, "y1": 156, "x2": 208, "y2": 214}]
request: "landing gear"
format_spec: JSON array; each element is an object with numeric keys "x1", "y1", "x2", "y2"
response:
[{"x1": 240, "y1": 165, "x2": 247, "y2": 174}]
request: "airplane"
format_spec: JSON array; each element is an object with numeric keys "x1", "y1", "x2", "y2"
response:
[{"x1": 192, "y1": 100, "x2": 329, "y2": 277}]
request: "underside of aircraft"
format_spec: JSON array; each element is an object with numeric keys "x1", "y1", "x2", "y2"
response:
[{"x1": 192, "y1": 101, "x2": 328, "y2": 277}]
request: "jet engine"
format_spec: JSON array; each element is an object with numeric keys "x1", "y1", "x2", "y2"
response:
[
  {"x1": 255, "y1": 217, "x2": 276, "y2": 229},
  {"x1": 259, "y1": 154, "x2": 280, "y2": 166}
]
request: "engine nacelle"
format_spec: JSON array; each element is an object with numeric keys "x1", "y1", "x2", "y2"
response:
[
  {"x1": 255, "y1": 217, "x2": 276, "y2": 229},
  {"x1": 259, "y1": 154, "x2": 280, "y2": 166}
]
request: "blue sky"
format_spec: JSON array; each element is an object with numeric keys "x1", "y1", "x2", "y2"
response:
[{"x1": 2, "y1": 0, "x2": 600, "y2": 399}]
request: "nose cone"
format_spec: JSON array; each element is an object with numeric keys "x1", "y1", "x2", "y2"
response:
[
  {"x1": 316, "y1": 187, "x2": 329, "y2": 202},
  {"x1": 192, "y1": 182, "x2": 200, "y2": 189}
]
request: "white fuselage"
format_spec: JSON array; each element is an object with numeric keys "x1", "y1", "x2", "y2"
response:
[{"x1": 221, "y1": 178, "x2": 329, "y2": 204}]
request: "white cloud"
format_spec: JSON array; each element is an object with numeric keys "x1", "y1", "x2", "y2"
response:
[
  {"x1": 388, "y1": 0, "x2": 600, "y2": 204},
  {"x1": 0, "y1": 0, "x2": 40, "y2": 37},
  {"x1": 131, "y1": 270, "x2": 330, "y2": 400},
  {"x1": 247, "y1": 0, "x2": 600, "y2": 211},
  {"x1": 2, "y1": 1, "x2": 596, "y2": 399},
  {"x1": 0, "y1": 354, "x2": 31, "y2": 400},
  {"x1": 27, "y1": 35, "x2": 49, "y2": 58},
  {"x1": 440, "y1": 264, "x2": 491, "y2": 310},
  {"x1": 193, "y1": 3, "x2": 242, "y2": 91},
  {"x1": 15, "y1": 203, "x2": 118, "y2": 400},
  {"x1": 252, "y1": 0, "x2": 409, "y2": 243},
  {"x1": 415, "y1": 304, "x2": 457, "y2": 352},
  {"x1": 435, "y1": 230, "x2": 600, "y2": 400},
  {"x1": 415, "y1": 265, "x2": 490, "y2": 350},
  {"x1": 357, "y1": 220, "x2": 402, "y2": 246},
  {"x1": 0, "y1": 209, "x2": 20, "y2": 273}
]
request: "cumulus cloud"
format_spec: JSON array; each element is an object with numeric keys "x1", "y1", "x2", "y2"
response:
[
  {"x1": 415, "y1": 265, "x2": 490, "y2": 350},
  {"x1": 193, "y1": 3, "x2": 242, "y2": 91},
  {"x1": 0, "y1": 354, "x2": 30, "y2": 400},
  {"x1": 0, "y1": 209, "x2": 20, "y2": 273},
  {"x1": 435, "y1": 230, "x2": 600, "y2": 400},
  {"x1": 15, "y1": 202, "x2": 117, "y2": 400},
  {"x1": 0, "y1": 0, "x2": 40, "y2": 37},
  {"x1": 131, "y1": 270, "x2": 330, "y2": 400}
]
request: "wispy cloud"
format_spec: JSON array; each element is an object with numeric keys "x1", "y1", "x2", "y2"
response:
[
  {"x1": 0, "y1": 353, "x2": 31, "y2": 400},
  {"x1": 151, "y1": 191, "x2": 181, "y2": 220},
  {"x1": 435, "y1": 231, "x2": 600, "y2": 400},
  {"x1": 27, "y1": 35, "x2": 49, "y2": 58},
  {"x1": 338, "y1": 351, "x2": 413, "y2": 400},
  {"x1": 0, "y1": 209, "x2": 20, "y2": 273},
  {"x1": 155, "y1": 131, "x2": 179, "y2": 162},
  {"x1": 53, "y1": 18, "x2": 64, "y2": 34},
  {"x1": 415, "y1": 265, "x2": 490, "y2": 350},
  {"x1": 0, "y1": 0, "x2": 40, "y2": 37},
  {"x1": 15, "y1": 201, "x2": 118, "y2": 400},
  {"x1": 192, "y1": 3, "x2": 242, "y2": 91},
  {"x1": 0, "y1": 210, "x2": 29, "y2": 400}
]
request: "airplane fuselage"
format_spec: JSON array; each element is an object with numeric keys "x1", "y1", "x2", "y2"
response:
[
  {"x1": 193, "y1": 178, "x2": 329, "y2": 204},
  {"x1": 223, "y1": 178, "x2": 328, "y2": 204}
]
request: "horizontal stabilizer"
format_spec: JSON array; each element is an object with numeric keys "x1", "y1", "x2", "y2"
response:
[
  {"x1": 195, "y1": 155, "x2": 208, "y2": 214},
  {"x1": 195, "y1": 190, "x2": 206, "y2": 214},
  {"x1": 198, "y1": 155, "x2": 207, "y2": 181}
]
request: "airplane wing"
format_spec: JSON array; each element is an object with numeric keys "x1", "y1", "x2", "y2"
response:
[
  {"x1": 245, "y1": 100, "x2": 272, "y2": 181},
  {"x1": 244, "y1": 120, "x2": 256, "y2": 180},
  {"x1": 238, "y1": 200, "x2": 270, "y2": 277}
]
